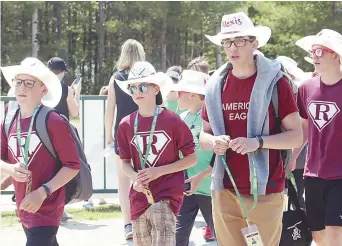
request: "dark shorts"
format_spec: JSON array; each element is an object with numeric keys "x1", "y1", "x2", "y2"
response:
[
  {"x1": 23, "y1": 226, "x2": 59, "y2": 246},
  {"x1": 304, "y1": 177, "x2": 342, "y2": 231}
]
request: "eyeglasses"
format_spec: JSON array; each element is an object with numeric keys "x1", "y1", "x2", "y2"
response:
[
  {"x1": 12, "y1": 78, "x2": 37, "y2": 88},
  {"x1": 128, "y1": 83, "x2": 152, "y2": 95},
  {"x1": 309, "y1": 48, "x2": 335, "y2": 58},
  {"x1": 221, "y1": 38, "x2": 254, "y2": 48}
]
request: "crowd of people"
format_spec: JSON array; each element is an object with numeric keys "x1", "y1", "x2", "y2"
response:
[{"x1": 1, "y1": 10, "x2": 342, "y2": 246}]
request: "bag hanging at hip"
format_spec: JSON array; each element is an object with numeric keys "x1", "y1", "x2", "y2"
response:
[{"x1": 280, "y1": 174, "x2": 312, "y2": 246}]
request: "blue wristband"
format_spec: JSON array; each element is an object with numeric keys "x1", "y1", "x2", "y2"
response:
[{"x1": 42, "y1": 184, "x2": 51, "y2": 198}]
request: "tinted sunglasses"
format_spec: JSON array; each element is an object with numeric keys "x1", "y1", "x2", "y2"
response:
[{"x1": 128, "y1": 83, "x2": 153, "y2": 95}]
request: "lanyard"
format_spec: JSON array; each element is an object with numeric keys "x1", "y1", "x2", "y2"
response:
[
  {"x1": 16, "y1": 105, "x2": 41, "y2": 169},
  {"x1": 184, "y1": 109, "x2": 201, "y2": 129},
  {"x1": 221, "y1": 155, "x2": 258, "y2": 226},
  {"x1": 134, "y1": 107, "x2": 160, "y2": 170}
]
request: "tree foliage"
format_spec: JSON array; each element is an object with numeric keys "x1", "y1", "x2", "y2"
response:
[{"x1": 1, "y1": 1, "x2": 341, "y2": 94}]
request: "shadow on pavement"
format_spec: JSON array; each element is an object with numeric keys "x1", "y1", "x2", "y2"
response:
[{"x1": 61, "y1": 221, "x2": 107, "y2": 230}]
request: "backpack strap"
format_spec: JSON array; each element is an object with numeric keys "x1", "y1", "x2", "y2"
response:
[
  {"x1": 271, "y1": 83, "x2": 280, "y2": 122},
  {"x1": 35, "y1": 106, "x2": 57, "y2": 159},
  {"x1": 4, "y1": 108, "x2": 20, "y2": 138}
]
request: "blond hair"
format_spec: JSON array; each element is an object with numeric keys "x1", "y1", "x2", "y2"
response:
[
  {"x1": 187, "y1": 57, "x2": 209, "y2": 74},
  {"x1": 116, "y1": 39, "x2": 145, "y2": 70}
]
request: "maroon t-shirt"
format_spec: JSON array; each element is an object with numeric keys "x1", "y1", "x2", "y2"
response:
[
  {"x1": 201, "y1": 71, "x2": 298, "y2": 194},
  {"x1": 297, "y1": 76, "x2": 342, "y2": 180},
  {"x1": 1, "y1": 109, "x2": 80, "y2": 229},
  {"x1": 117, "y1": 108, "x2": 195, "y2": 220}
]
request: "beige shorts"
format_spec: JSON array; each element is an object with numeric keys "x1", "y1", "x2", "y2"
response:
[
  {"x1": 132, "y1": 200, "x2": 176, "y2": 246},
  {"x1": 212, "y1": 189, "x2": 284, "y2": 246}
]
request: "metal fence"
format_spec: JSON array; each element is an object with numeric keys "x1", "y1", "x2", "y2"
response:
[{"x1": 1, "y1": 95, "x2": 118, "y2": 194}]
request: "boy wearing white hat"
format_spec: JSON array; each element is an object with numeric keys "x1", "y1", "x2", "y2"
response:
[
  {"x1": 0, "y1": 58, "x2": 80, "y2": 246},
  {"x1": 294, "y1": 29, "x2": 342, "y2": 245},
  {"x1": 200, "y1": 12, "x2": 302, "y2": 245},
  {"x1": 171, "y1": 70, "x2": 216, "y2": 245},
  {"x1": 116, "y1": 61, "x2": 196, "y2": 246}
]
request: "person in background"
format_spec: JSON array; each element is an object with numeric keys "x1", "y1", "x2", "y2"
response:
[
  {"x1": 47, "y1": 57, "x2": 81, "y2": 120},
  {"x1": 47, "y1": 57, "x2": 82, "y2": 222},
  {"x1": 172, "y1": 70, "x2": 216, "y2": 245},
  {"x1": 276, "y1": 55, "x2": 310, "y2": 210},
  {"x1": 104, "y1": 39, "x2": 145, "y2": 240},
  {"x1": 165, "y1": 65, "x2": 183, "y2": 113},
  {"x1": 184, "y1": 56, "x2": 216, "y2": 242}
]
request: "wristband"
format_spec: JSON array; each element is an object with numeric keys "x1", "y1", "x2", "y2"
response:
[
  {"x1": 42, "y1": 184, "x2": 51, "y2": 198},
  {"x1": 256, "y1": 136, "x2": 264, "y2": 149}
]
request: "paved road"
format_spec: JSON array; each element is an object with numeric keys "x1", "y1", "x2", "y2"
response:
[{"x1": 0, "y1": 195, "x2": 217, "y2": 246}]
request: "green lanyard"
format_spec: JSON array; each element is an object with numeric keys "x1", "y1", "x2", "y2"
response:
[
  {"x1": 221, "y1": 155, "x2": 258, "y2": 226},
  {"x1": 288, "y1": 172, "x2": 297, "y2": 193},
  {"x1": 16, "y1": 105, "x2": 41, "y2": 169},
  {"x1": 134, "y1": 107, "x2": 160, "y2": 170},
  {"x1": 184, "y1": 109, "x2": 201, "y2": 129}
]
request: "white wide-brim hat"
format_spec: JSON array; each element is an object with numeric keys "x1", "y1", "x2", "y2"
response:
[
  {"x1": 296, "y1": 29, "x2": 342, "y2": 58},
  {"x1": 205, "y1": 12, "x2": 271, "y2": 48},
  {"x1": 0, "y1": 57, "x2": 62, "y2": 108},
  {"x1": 115, "y1": 61, "x2": 173, "y2": 96},
  {"x1": 170, "y1": 70, "x2": 209, "y2": 95},
  {"x1": 276, "y1": 56, "x2": 308, "y2": 82}
]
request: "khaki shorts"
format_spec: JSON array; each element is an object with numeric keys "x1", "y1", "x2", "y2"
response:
[
  {"x1": 212, "y1": 189, "x2": 284, "y2": 246},
  {"x1": 132, "y1": 200, "x2": 176, "y2": 246}
]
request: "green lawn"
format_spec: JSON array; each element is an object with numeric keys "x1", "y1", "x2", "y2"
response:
[{"x1": 0, "y1": 204, "x2": 122, "y2": 227}]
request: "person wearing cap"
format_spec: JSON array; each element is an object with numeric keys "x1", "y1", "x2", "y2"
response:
[
  {"x1": 171, "y1": 70, "x2": 216, "y2": 245},
  {"x1": 47, "y1": 57, "x2": 81, "y2": 120},
  {"x1": 116, "y1": 61, "x2": 196, "y2": 246},
  {"x1": 199, "y1": 12, "x2": 302, "y2": 245},
  {"x1": 0, "y1": 57, "x2": 80, "y2": 246},
  {"x1": 165, "y1": 65, "x2": 183, "y2": 113},
  {"x1": 104, "y1": 39, "x2": 145, "y2": 239},
  {"x1": 276, "y1": 56, "x2": 311, "y2": 210},
  {"x1": 293, "y1": 29, "x2": 342, "y2": 245}
]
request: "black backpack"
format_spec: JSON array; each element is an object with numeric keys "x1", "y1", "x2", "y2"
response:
[{"x1": 4, "y1": 106, "x2": 93, "y2": 204}]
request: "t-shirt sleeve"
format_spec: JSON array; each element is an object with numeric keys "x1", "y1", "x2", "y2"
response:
[
  {"x1": 1, "y1": 122, "x2": 8, "y2": 161},
  {"x1": 200, "y1": 103, "x2": 209, "y2": 122},
  {"x1": 297, "y1": 85, "x2": 309, "y2": 119},
  {"x1": 47, "y1": 113, "x2": 80, "y2": 170},
  {"x1": 277, "y1": 77, "x2": 299, "y2": 121},
  {"x1": 116, "y1": 120, "x2": 132, "y2": 160},
  {"x1": 176, "y1": 117, "x2": 195, "y2": 157}
]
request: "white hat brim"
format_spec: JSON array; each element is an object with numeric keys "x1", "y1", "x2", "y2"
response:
[
  {"x1": 115, "y1": 72, "x2": 173, "y2": 96},
  {"x1": 1, "y1": 64, "x2": 62, "y2": 108},
  {"x1": 296, "y1": 35, "x2": 342, "y2": 57},
  {"x1": 170, "y1": 83, "x2": 205, "y2": 95},
  {"x1": 304, "y1": 56, "x2": 314, "y2": 65},
  {"x1": 205, "y1": 26, "x2": 271, "y2": 48}
]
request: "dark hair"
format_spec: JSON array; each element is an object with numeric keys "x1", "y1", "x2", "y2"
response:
[{"x1": 187, "y1": 57, "x2": 209, "y2": 74}]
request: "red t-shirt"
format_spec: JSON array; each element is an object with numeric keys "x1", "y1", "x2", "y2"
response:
[
  {"x1": 297, "y1": 76, "x2": 342, "y2": 180},
  {"x1": 1, "y1": 109, "x2": 80, "y2": 229},
  {"x1": 117, "y1": 108, "x2": 195, "y2": 220},
  {"x1": 201, "y1": 71, "x2": 298, "y2": 194}
]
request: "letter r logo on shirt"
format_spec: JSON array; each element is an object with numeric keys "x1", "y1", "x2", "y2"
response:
[{"x1": 308, "y1": 100, "x2": 340, "y2": 131}]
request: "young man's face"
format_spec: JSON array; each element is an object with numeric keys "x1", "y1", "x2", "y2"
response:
[
  {"x1": 311, "y1": 44, "x2": 340, "y2": 74},
  {"x1": 222, "y1": 36, "x2": 258, "y2": 66},
  {"x1": 14, "y1": 74, "x2": 47, "y2": 106},
  {"x1": 128, "y1": 82, "x2": 159, "y2": 106},
  {"x1": 177, "y1": 91, "x2": 199, "y2": 110}
]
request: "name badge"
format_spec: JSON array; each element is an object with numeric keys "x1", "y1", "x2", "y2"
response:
[
  {"x1": 144, "y1": 188, "x2": 154, "y2": 204},
  {"x1": 241, "y1": 224, "x2": 264, "y2": 246}
]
